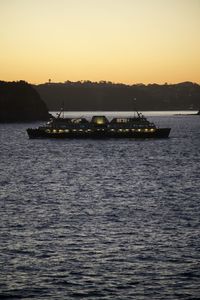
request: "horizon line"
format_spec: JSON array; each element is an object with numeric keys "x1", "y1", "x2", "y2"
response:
[{"x1": 1, "y1": 79, "x2": 200, "y2": 86}]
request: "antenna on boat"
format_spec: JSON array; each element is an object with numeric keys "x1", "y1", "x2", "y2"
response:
[
  {"x1": 133, "y1": 98, "x2": 137, "y2": 117},
  {"x1": 60, "y1": 101, "x2": 64, "y2": 118},
  {"x1": 56, "y1": 101, "x2": 65, "y2": 119},
  {"x1": 133, "y1": 98, "x2": 141, "y2": 118},
  {"x1": 62, "y1": 101, "x2": 64, "y2": 118}
]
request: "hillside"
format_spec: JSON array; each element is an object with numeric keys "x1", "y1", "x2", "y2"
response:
[
  {"x1": 34, "y1": 81, "x2": 200, "y2": 111},
  {"x1": 0, "y1": 81, "x2": 49, "y2": 122}
]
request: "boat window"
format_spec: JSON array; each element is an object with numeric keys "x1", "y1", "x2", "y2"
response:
[
  {"x1": 116, "y1": 118, "x2": 128, "y2": 123},
  {"x1": 71, "y1": 118, "x2": 82, "y2": 123}
]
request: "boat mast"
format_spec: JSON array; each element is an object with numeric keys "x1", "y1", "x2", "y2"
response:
[
  {"x1": 56, "y1": 101, "x2": 65, "y2": 119},
  {"x1": 62, "y1": 101, "x2": 64, "y2": 118},
  {"x1": 133, "y1": 98, "x2": 138, "y2": 117}
]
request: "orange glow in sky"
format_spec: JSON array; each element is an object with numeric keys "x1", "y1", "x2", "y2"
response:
[{"x1": 0, "y1": 0, "x2": 200, "y2": 84}]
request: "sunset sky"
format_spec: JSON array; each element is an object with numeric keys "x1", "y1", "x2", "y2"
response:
[{"x1": 1, "y1": 0, "x2": 200, "y2": 84}]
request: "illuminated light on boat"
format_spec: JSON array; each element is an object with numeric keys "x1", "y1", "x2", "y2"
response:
[{"x1": 92, "y1": 116, "x2": 107, "y2": 125}]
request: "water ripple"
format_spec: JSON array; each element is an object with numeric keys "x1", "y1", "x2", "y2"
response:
[{"x1": 0, "y1": 116, "x2": 200, "y2": 299}]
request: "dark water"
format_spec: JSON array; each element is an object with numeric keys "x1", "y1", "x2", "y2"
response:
[{"x1": 0, "y1": 115, "x2": 200, "y2": 299}]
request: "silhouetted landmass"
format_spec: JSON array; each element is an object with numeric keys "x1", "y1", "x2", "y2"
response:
[
  {"x1": 0, "y1": 81, "x2": 49, "y2": 122},
  {"x1": 34, "y1": 81, "x2": 200, "y2": 111}
]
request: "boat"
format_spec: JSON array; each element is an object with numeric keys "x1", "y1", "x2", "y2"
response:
[{"x1": 26, "y1": 110, "x2": 171, "y2": 139}]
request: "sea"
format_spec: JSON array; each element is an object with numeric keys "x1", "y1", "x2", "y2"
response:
[{"x1": 0, "y1": 111, "x2": 200, "y2": 300}]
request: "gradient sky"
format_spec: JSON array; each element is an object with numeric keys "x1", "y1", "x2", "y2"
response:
[{"x1": 0, "y1": 0, "x2": 200, "y2": 84}]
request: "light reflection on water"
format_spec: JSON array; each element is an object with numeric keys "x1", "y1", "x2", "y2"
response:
[{"x1": 0, "y1": 114, "x2": 200, "y2": 299}]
